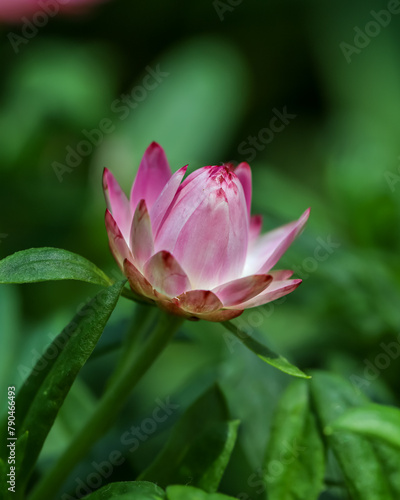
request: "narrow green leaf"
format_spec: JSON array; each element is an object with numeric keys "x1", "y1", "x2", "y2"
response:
[
  {"x1": 263, "y1": 380, "x2": 324, "y2": 500},
  {"x1": 0, "y1": 286, "x2": 21, "y2": 416},
  {"x1": 83, "y1": 481, "x2": 166, "y2": 500},
  {"x1": 166, "y1": 485, "x2": 237, "y2": 500},
  {"x1": 39, "y1": 379, "x2": 96, "y2": 460},
  {"x1": 310, "y1": 371, "x2": 397, "y2": 500},
  {"x1": 139, "y1": 386, "x2": 239, "y2": 493},
  {"x1": 222, "y1": 321, "x2": 310, "y2": 379},
  {"x1": 16, "y1": 281, "x2": 125, "y2": 489},
  {"x1": 327, "y1": 404, "x2": 400, "y2": 450},
  {"x1": 0, "y1": 247, "x2": 112, "y2": 286}
]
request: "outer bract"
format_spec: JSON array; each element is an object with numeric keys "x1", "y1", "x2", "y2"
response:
[{"x1": 104, "y1": 142, "x2": 309, "y2": 321}]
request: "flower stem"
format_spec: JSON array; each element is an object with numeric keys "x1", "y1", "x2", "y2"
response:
[{"x1": 28, "y1": 309, "x2": 183, "y2": 500}]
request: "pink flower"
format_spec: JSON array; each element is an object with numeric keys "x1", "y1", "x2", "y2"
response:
[
  {"x1": 104, "y1": 142, "x2": 309, "y2": 322},
  {"x1": 0, "y1": 0, "x2": 107, "y2": 23}
]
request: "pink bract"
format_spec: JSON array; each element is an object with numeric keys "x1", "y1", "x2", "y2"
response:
[{"x1": 104, "y1": 142, "x2": 310, "y2": 321}]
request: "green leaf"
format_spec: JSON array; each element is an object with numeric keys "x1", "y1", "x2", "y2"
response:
[
  {"x1": 0, "y1": 247, "x2": 112, "y2": 286},
  {"x1": 82, "y1": 481, "x2": 166, "y2": 500},
  {"x1": 0, "y1": 286, "x2": 21, "y2": 416},
  {"x1": 310, "y1": 371, "x2": 398, "y2": 500},
  {"x1": 39, "y1": 379, "x2": 96, "y2": 460},
  {"x1": 263, "y1": 380, "x2": 324, "y2": 500},
  {"x1": 222, "y1": 321, "x2": 310, "y2": 379},
  {"x1": 13, "y1": 281, "x2": 125, "y2": 490},
  {"x1": 166, "y1": 485, "x2": 237, "y2": 500},
  {"x1": 139, "y1": 385, "x2": 239, "y2": 493},
  {"x1": 327, "y1": 403, "x2": 400, "y2": 450}
]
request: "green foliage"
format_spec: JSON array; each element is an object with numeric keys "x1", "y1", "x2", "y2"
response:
[
  {"x1": 310, "y1": 371, "x2": 400, "y2": 500},
  {"x1": 139, "y1": 386, "x2": 239, "y2": 493},
  {"x1": 327, "y1": 403, "x2": 400, "y2": 451},
  {"x1": 166, "y1": 485, "x2": 237, "y2": 499},
  {"x1": 2, "y1": 2, "x2": 400, "y2": 499},
  {"x1": 263, "y1": 380, "x2": 324, "y2": 500},
  {"x1": 223, "y1": 321, "x2": 310, "y2": 378},
  {"x1": 0, "y1": 248, "x2": 112, "y2": 286},
  {"x1": 84, "y1": 481, "x2": 166, "y2": 499},
  {"x1": 0, "y1": 281, "x2": 125, "y2": 495},
  {"x1": 82, "y1": 482, "x2": 239, "y2": 500}
]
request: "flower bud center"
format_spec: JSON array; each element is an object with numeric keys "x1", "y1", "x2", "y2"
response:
[{"x1": 207, "y1": 165, "x2": 238, "y2": 194}]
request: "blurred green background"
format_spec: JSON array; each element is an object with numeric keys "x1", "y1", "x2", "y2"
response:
[{"x1": 1, "y1": 0, "x2": 400, "y2": 498}]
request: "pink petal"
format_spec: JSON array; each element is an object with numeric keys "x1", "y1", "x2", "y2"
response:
[
  {"x1": 130, "y1": 142, "x2": 172, "y2": 213},
  {"x1": 244, "y1": 208, "x2": 310, "y2": 275},
  {"x1": 235, "y1": 162, "x2": 252, "y2": 217},
  {"x1": 233, "y1": 279, "x2": 302, "y2": 309},
  {"x1": 155, "y1": 165, "x2": 248, "y2": 289},
  {"x1": 177, "y1": 290, "x2": 223, "y2": 314},
  {"x1": 143, "y1": 251, "x2": 191, "y2": 297},
  {"x1": 249, "y1": 215, "x2": 263, "y2": 245},
  {"x1": 269, "y1": 270, "x2": 294, "y2": 280},
  {"x1": 103, "y1": 168, "x2": 131, "y2": 242},
  {"x1": 105, "y1": 210, "x2": 133, "y2": 270},
  {"x1": 123, "y1": 259, "x2": 155, "y2": 299},
  {"x1": 199, "y1": 309, "x2": 244, "y2": 323},
  {"x1": 130, "y1": 200, "x2": 154, "y2": 270},
  {"x1": 155, "y1": 296, "x2": 242, "y2": 322},
  {"x1": 197, "y1": 309, "x2": 243, "y2": 323},
  {"x1": 150, "y1": 165, "x2": 187, "y2": 236},
  {"x1": 0, "y1": 0, "x2": 106, "y2": 22},
  {"x1": 212, "y1": 274, "x2": 273, "y2": 307},
  {"x1": 197, "y1": 308, "x2": 244, "y2": 322}
]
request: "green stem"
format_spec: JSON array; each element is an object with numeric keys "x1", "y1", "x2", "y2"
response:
[
  {"x1": 110, "y1": 303, "x2": 158, "y2": 384},
  {"x1": 28, "y1": 310, "x2": 184, "y2": 500}
]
